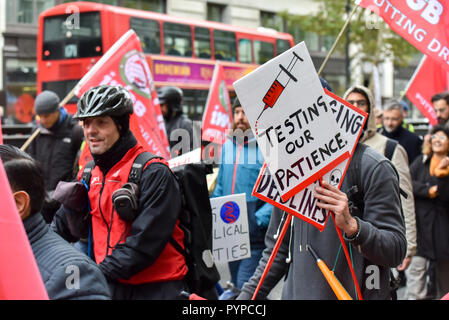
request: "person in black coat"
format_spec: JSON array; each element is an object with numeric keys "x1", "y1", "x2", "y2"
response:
[
  {"x1": 157, "y1": 86, "x2": 193, "y2": 156},
  {"x1": 380, "y1": 100, "x2": 423, "y2": 164},
  {"x1": 26, "y1": 91, "x2": 84, "y2": 223},
  {"x1": 408, "y1": 125, "x2": 449, "y2": 299},
  {"x1": 27, "y1": 91, "x2": 84, "y2": 191},
  {"x1": 0, "y1": 144, "x2": 111, "y2": 300}
]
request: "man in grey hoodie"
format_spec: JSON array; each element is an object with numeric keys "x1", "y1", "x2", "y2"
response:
[
  {"x1": 343, "y1": 85, "x2": 417, "y2": 272},
  {"x1": 236, "y1": 89, "x2": 407, "y2": 300}
]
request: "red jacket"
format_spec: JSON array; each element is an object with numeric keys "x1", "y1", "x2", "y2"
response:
[{"x1": 84, "y1": 144, "x2": 187, "y2": 284}]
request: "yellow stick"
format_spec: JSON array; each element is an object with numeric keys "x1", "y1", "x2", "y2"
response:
[{"x1": 308, "y1": 244, "x2": 353, "y2": 300}]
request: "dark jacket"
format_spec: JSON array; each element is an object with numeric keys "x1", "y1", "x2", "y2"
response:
[
  {"x1": 238, "y1": 144, "x2": 406, "y2": 300},
  {"x1": 28, "y1": 109, "x2": 84, "y2": 191},
  {"x1": 165, "y1": 113, "x2": 193, "y2": 156},
  {"x1": 410, "y1": 154, "x2": 449, "y2": 261},
  {"x1": 380, "y1": 124, "x2": 423, "y2": 164},
  {"x1": 25, "y1": 212, "x2": 111, "y2": 300}
]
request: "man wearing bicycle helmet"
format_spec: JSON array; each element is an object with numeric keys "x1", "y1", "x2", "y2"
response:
[{"x1": 52, "y1": 85, "x2": 188, "y2": 299}]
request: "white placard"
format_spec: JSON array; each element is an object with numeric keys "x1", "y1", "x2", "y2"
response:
[
  {"x1": 210, "y1": 194, "x2": 251, "y2": 263},
  {"x1": 251, "y1": 91, "x2": 368, "y2": 230},
  {"x1": 234, "y1": 42, "x2": 349, "y2": 201},
  {"x1": 168, "y1": 148, "x2": 202, "y2": 168}
]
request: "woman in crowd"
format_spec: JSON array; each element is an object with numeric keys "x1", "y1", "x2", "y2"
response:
[{"x1": 408, "y1": 125, "x2": 449, "y2": 299}]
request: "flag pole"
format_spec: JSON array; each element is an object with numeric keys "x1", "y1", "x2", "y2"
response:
[
  {"x1": 317, "y1": 4, "x2": 358, "y2": 76},
  {"x1": 20, "y1": 127, "x2": 41, "y2": 151}
]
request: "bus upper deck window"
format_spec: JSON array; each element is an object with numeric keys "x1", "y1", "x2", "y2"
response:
[
  {"x1": 276, "y1": 39, "x2": 291, "y2": 56},
  {"x1": 163, "y1": 22, "x2": 192, "y2": 57},
  {"x1": 130, "y1": 17, "x2": 161, "y2": 54},
  {"x1": 238, "y1": 39, "x2": 252, "y2": 64},
  {"x1": 195, "y1": 27, "x2": 211, "y2": 59},
  {"x1": 43, "y1": 12, "x2": 102, "y2": 60},
  {"x1": 254, "y1": 40, "x2": 274, "y2": 65},
  {"x1": 213, "y1": 30, "x2": 236, "y2": 62}
]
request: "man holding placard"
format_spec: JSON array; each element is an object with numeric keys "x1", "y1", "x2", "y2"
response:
[
  {"x1": 211, "y1": 97, "x2": 273, "y2": 290},
  {"x1": 235, "y1": 42, "x2": 406, "y2": 300}
]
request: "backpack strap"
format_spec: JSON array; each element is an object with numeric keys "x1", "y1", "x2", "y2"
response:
[
  {"x1": 345, "y1": 143, "x2": 367, "y2": 217},
  {"x1": 128, "y1": 151, "x2": 164, "y2": 185},
  {"x1": 384, "y1": 138, "x2": 398, "y2": 161},
  {"x1": 80, "y1": 152, "x2": 166, "y2": 187}
]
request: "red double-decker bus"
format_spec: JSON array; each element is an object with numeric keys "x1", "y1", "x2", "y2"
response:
[{"x1": 37, "y1": 1, "x2": 294, "y2": 118}]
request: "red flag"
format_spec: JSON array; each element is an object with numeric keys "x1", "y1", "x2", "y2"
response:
[
  {"x1": 74, "y1": 30, "x2": 170, "y2": 161},
  {"x1": 358, "y1": 0, "x2": 449, "y2": 73},
  {"x1": 406, "y1": 55, "x2": 446, "y2": 125},
  {"x1": 201, "y1": 62, "x2": 233, "y2": 145},
  {"x1": 0, "y1": 161, "x2": 48, "y2": 300}
]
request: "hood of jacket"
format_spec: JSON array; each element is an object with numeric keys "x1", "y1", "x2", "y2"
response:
[{"x1": 343, "y1": 85, "x2": 377, "y2": 143}]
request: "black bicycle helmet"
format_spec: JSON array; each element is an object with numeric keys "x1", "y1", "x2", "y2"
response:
[
  {"x1": 75, "y1": 85, "x2": 133, "y2": 120},
  {"x1": 157, "y1": 86, "x2": 183, "y2": 112}
]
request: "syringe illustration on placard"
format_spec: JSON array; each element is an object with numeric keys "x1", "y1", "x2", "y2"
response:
[{"x1": 256, "y1": 51, "x2": 303, "y2": 121}]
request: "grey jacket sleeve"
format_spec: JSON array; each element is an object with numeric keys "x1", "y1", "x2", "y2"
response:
[
  {"x1": 237, "y1": 207, "x2": 290, "y2": 300},
  {"x1": 45, "y1": 262, "x2": 111, "y2": 300},
  {"x1": 349, "y1": 153, "x2": 407, "y2": 268}
]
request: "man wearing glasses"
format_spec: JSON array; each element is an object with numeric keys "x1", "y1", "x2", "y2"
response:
[{"x1": 343, "y1": 86, "x2": 417, "y2": 287}]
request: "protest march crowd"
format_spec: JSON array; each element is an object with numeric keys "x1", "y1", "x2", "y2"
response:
[{"x1": 2, "y1": 0, "x2": 449, "y2": 302}]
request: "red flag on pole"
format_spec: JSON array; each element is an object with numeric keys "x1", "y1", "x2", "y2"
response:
[
  {"x1": 0, "y1": 161, "x2": 48, "y2": 300},
  {"x1": 357, "y1": 0, "x2": 449, "y2": 73},
  {"x1": 74, "y1": 29, "x2": 170, "y2": 168},
  {"x1": 201, "y1": 62, "x2": 233, "y2": 145},
  {"x1": 406, "y1": 55, "x2": 446, "y2": 125}
]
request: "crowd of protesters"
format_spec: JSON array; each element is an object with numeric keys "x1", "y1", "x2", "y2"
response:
[{"x1": 1, "y1": 81, "x2": 449, "y2": 301}]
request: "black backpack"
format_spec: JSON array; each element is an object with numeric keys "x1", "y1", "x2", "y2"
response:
[{"x1": 81, "y1": 152, "x2": 220, "y2": 299}]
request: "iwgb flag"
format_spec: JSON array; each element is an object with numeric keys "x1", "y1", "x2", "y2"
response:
[
  {"x1": 74, "y1": 30, "x2": 170, "y2": 165},
  {"x1": 357, "y1": 0, "x2": 449, "y2": 73},
  {"x1": 201, "y1": 62, "x2": 233, "y2": 145},
  {"x1": 406, "y1": 55, "x2": 447, "y2": 125},
  {"x1": 0, "y1": 161, "x2": 48, "y2": 299}
]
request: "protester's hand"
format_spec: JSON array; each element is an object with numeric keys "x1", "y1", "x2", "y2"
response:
[
  {"x1": 397, "y1": 256, "x2": 411, "y2": 271},
  {"x1": 429, "y1": 185, "x2": 438, "y2": 199},
  {"x1": 314, "y1": 180, "x2": 358, "y2": 237}
]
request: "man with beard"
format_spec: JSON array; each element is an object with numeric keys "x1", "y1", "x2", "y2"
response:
[
  {"x1": 211, "y1": 97, "x2": 272, "y2": 291},
  {"x1": 432, "y1": 92, "x2": 449, "y2": 127},
  {"x1": 379, "y1": 100, "x2": 423, "y2": 164}
]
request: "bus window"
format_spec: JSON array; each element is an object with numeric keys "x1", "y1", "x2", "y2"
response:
[
  {"x1": 276, "y1": 39, "x2": 291, "y2": 55},
  {"x1": 163, "y1": 22, "x2": 192, "y2": 57},
  {"x1": 213, "y1": 30, "x2": 236, "y2": 62},
  {"x1": 195, "y1": 27, "x2": 211, "y2": 59},
  {"x1": 238, "y1": 38, "x2": 252, "y2": 64},
  {"x1": 130, "y1": 17, "x2": 161, "y2": 54},
  {"x1": 254, "y1": 40, "x2": 274, "y2": 64},
  {"x1": 43, "y1": 12, "x2": 102, "y2": 60}
]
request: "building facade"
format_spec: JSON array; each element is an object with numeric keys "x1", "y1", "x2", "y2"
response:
[{"x1": 0, "y1": 0, "x2": 421, "y2": 125}]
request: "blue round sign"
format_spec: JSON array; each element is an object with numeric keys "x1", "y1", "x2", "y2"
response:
[{"x1": 220, "y1": 201, "x2": 240, "y2": 224}]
